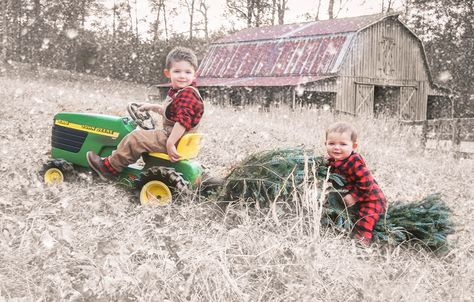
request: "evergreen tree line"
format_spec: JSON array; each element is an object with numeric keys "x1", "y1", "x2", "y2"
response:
[{"x1": 0, "y1": 0, "x2": 214, "y2": 84}]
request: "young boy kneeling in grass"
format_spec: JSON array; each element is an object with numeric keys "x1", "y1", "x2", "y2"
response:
[
  {"x1": 87, "y1": 46, "x2": 204, "y2": 179},
  {"x1": 325, "y1": 122, "x2": 387, "y2": 245}
]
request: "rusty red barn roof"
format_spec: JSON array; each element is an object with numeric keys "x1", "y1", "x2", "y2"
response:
[
  {"x1": 216, "y1": 13, "x2": 391, "y2": 43},
  {"x1": 197, "y1": 13, "x2": 399, "y2": 87}
]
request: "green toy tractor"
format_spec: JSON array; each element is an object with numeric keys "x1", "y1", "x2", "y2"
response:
[{"x1": 40, "y1": 103, "x2": 205, "y2": 205}]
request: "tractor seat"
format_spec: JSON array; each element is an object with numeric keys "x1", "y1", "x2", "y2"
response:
[{"x1": 148, "y1": 133, "x2": 202, "y2": 161}]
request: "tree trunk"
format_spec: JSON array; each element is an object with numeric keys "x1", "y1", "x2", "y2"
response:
[
  {"x1": 163, "y1": 1, "x2": 168, "y2": 40},
  {"x1": 153, "y1": 2, "x2": 162, "y2": 44},
  {"x1": 134, "y1": 0, "x2": 139, "y2": 38},
  {"x1": 16, "y1": 0, "x2": 22, "y2": 60},
  {"x1": 81, "y1": 0, "x2": 86, "y2": 28},
  {"x1": 277, "y1": 0, "x2": 286, "y2": 25},
  {"x1": 247, "y1": 0, "x2": 253, "y2": 27},
  {"x1": 271, "y1": 0, "x2": 276, "y2": 25},
  {"x1": 254, "y1": 0, "x2": 261, "y2": 27},
  {"x1": 112, "y1": 0, "x2": 116, "y2": 44},
  {"x1": 126, "y1": 0, "x2": 133, "y2": 34},
  {"x1": 1, "y1": 0, "x2": 8, "y2": 64},
  {"x1": 188, "y1": 0, "x2": 195, "y2": 41},
  {"x1": 198, "y1": 0, "x2": 209, "y2": 41},
  {"x1": 328, "y1": 0, "x2": 334, "y2": 19},
  {"x1": 315, "y1": 0, "x2": 321, "y2": 20},
  {"x1": 31, "y1": 0, "x2": 41, "y2": 70}
]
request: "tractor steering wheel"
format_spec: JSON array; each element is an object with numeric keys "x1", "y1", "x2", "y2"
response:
[{"x1": 127, "y1": 103, "x2": 156, "y2": 130}]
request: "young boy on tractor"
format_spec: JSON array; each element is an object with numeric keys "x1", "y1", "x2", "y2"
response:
[{"x1": 87, "y1": 47, "x2": 204, "y2": 180}]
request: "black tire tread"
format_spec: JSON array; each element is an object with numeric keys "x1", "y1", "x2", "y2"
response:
[
  {"x1": 40, "y1": 159, "x2": 75, "y2": 181},
  {"x1": 135, "y1": 166, "x2": 190, "y2": 200}
]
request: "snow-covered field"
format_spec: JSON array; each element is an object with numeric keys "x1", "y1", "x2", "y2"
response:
[{"x1": 1, "y1": 74, "x2": 473, "y2": 301}]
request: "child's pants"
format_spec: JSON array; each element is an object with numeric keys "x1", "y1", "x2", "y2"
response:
[
  {"x1": 108, "y1": 125, "x2": 173, "y2": 172},
  {"x1": 353, "y1": 200, "x2": 386, "y2": 241}
]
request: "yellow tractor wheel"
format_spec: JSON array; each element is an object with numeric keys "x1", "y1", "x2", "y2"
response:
[
  {"x1": 44, "y1": 168, "x2": 64, "y2": 184},
  {"x1": 139, "y1": 180, "x2": 172, "y2": 205},
  {"x1": 40, "y1": 159, "x2": 75, "y2": 185},
  {"x1": 135, "y1": 167, "x2": 189, "y2": 206}
]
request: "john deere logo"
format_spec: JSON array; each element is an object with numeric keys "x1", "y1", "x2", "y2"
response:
[{"x1": 55, "y1": 119, "x2": 119, "y2": 139}]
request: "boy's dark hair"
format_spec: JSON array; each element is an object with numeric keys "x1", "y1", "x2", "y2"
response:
[
  {"x1": 166, "y1": 47, "x2": 198, "y2": 70},
  {"x1": 326, "y1": 122, "x2": 358, "y2": 142}
]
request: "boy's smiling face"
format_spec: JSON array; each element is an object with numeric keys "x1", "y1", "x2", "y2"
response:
[
  {"x1": 325, "y1": 131, "x2": 358, "y2": 161},
  {"x1": 164, "y1": 60, "x2": 196, "y2": 89}
]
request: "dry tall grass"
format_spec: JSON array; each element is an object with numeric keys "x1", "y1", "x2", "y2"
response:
[{"x1": 1, "y1": 74, "x2": 473, "y2": 301}]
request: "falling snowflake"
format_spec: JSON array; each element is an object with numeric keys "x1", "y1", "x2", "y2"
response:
[
  {"x1": 41, "y1": 38, "x2": 50, "y2": 50},
  {"x1": 40, "y1": 231, "x2": 56, "y2": 249},
  {"x1": 14, "y1": 88, "x2": 25, "y2": 98},
  {"x1": 65, "y1": 28, "x2": 79, "y2": 39},
  {"x1": 437, "y1": 71, "x2": 452, "y2": 82},
  {"x1": 326, "y1": 42, "x2": 337, "y2": 55},
  {"x1": 295, "y1": 85, "x2": 305, "y2": 97},
  {"x1": 33, "y1": 97, "x2": 44, "y2": 104}
]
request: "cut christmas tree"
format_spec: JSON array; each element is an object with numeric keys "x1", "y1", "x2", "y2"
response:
[{"x1": 221, "y1": 148, "x2": 455, "y2": 251}]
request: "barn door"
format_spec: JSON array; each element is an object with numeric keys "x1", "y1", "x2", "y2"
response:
[
  {"x1": 399, "y1": 86, "x2": 417, "y2": 120},
  {"x1": 355, "y1": 84, "x2": 374, "y2": 116}
]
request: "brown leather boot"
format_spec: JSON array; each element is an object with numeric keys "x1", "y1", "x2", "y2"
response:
[{"x1": 86, "y1": 151, "x2": 118, "y2": 180}]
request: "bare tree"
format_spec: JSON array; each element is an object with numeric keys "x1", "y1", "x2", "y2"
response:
[
  {"x1": 328, "y1": 0, "x2": 334, "y2": 19},
  {"x1": 270, "y1": 0, "x2": 287, "y2": 24},
  {"x1": 337, "y1": 0, "x2": 351, "y2": 18},
  {"x1": 150, "y1": 0, "x2": 170, "y2": 41},
  {"x1": 112, "y1": 0, "x2": 117, "y2": 43},
  {"x1": 1, "y1": 0, "x2": 9, "y2": 64},
  {"x1": 302, "y1": 0, "x2": 321, "y2": 21},
  {"x1": 227, "y1": 0, "x2": 252, "y2": 27},
  {"x1": 382, "y1": 0, "x2": 394, "y2": 13},
  {"x1": 126, "y1": 0, "x2": 134, "y2": 34},
  {"x1": 134, "y1": 0, "x2": 139, "y2": 38},
  {"x1": 314, "y1": 0, "x2": 321, "y2": 20},
  {"x1": 277, "y1": 0, "x2": 287, "y2": 24},
  {"x1": 182, "y1": 0, "x2": 196, "y2": 40},
  {"x1": 196, "y1": 0, "x2": 209, "y2": 41},
  {"x1": 227, "y1": 0, "x2": 272, "y2": 28}
]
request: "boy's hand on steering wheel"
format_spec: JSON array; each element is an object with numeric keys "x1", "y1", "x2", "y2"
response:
[
  {"x1": 137, "y1": 102, "x2": 152, "y2": 111},
  {"x1": 138, "y1": 103, "x2": 163, "y2": 115}
]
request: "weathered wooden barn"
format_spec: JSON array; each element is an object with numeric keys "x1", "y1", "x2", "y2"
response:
[{"x1": 195, "y1": 12, "x2": 448, "y2": 120}]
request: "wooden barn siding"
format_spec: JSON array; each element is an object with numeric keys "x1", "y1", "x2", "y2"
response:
[{"x1": 336, "y1": 18, "x2": 430, "y2": 119}]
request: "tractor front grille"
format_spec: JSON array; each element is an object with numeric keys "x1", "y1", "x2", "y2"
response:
[{"x1": 52, "y1": 124, "x2": 88, "y2": 153}]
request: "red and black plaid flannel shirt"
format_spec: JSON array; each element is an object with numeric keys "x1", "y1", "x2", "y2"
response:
[
  {"x1": 166, "y1": 84, "x2": 204, "y2": 131},
  {"x1": 328, "y1": 152, "x2": 386, "y2": 206}
]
